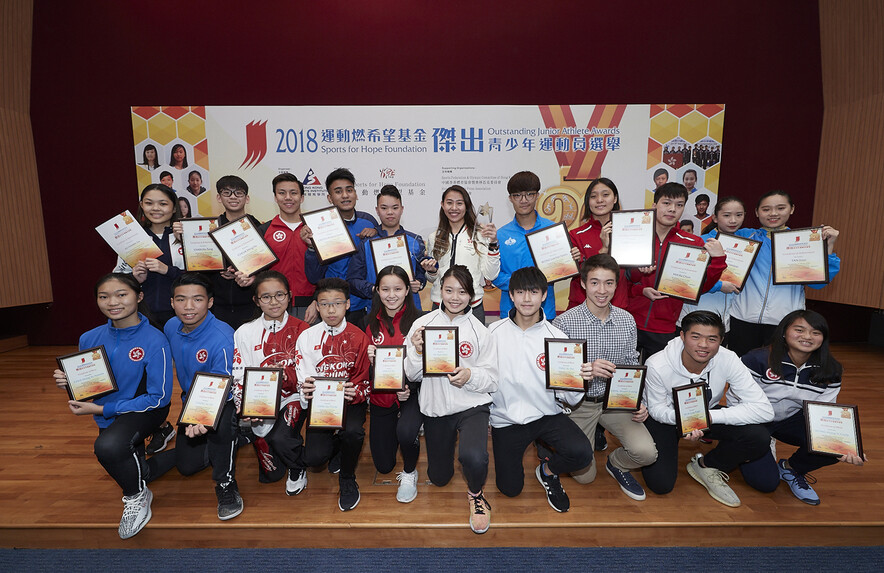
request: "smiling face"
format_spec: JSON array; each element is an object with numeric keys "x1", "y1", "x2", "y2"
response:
[
  {"x1": 683, "y1": 171, "x2": 697, "y2": 190},
  {"x1": 171, "y1": 284, "x2": 213, "y2": 333},
  {"x1": 188, "y1": 172, "x2": 202, "y2": 192},
  {"x1": 96, "y1": 278, "x2": 142, "y2": 325},
  {"x1": 756, "y1": 193, "x2": 794, "y2": 229},
  {"x1": 784, "y1": 317, "x2": 823, "y2": 358},
  {"x1": 218, "y1": 187, "x2": 249, "y2": 214},
  {"x1": 581, "y1": 267, "x2": 617, "y2": 314},
  {"x1": 712, "y1": 200, "x2": 745, "y2": 233},
  {"x1": 160, "y1": 174, "x2": 173, "y2": 187},
  {"x1": 140, "y1": 189, "x2": 175, "y2": 227},
  {"x1": 376, "y1": 195, "x2": 403, "y2": 230},
  {"x1": 144, "y1": 148, "x2": 156, "y2": 164},
  {"x1": 509, "y1": 286, "x2": 545, "y2": 320},
  {"x1": 377, "y1": 273, "x2": 408, "y2": 316},
  {"x1": 654, "y1": 196, "x2": 686, "y2": 229},
  {"x1": 441, "y1": 275, "x2": 470, "y2": 316},
  {"x1": 274, "y1": 181, "x2": 304, "y2": 217},
  {"x1": 172, "y1": 146, "x2": 186, "y2": 166},
  {"x1": 695, "y1": 200, "x2": 710, "y2": 218},
  {"x1": 442, "y1": 190, "x2": 466, "y2": 226},
  {"x1": 680, "y1": 324, "x2": 722, "y2": 371},
  {"x1": 588, "y1": 183, "x2": 617, "y2": 218},
  {"x1": 255, "y1": 278, "x2": 289, "y2": 322},
  {"x1": 327, "y1": 178, "x2": 357, "y2": 216}
]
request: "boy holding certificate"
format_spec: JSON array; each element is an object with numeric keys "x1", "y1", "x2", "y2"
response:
[
  {"x1": 151, "y1": 273, "x2": 243, "y2": 520},
  {"x1": 642, "y1": 310, "x2": 774, "y2": 507},
  {"x1": 295, "y1": 278, "x2": 371, "y2": 511},
  {"x1": 487, "y1": 267, "x2": 593, "y2": 513},
  {"x1": 625, "y1": 183, "x2": 726, "y2": 361},
  {"x1": 493, "y1": 171, "x2": 558, "y2": 321},
  {"x1": 304, "y1": 168, "x2": 379, "y2": 325},
  {"x1": 255, "y1": 173, "x2": 318, "y2": 322},
  {"x1": 347, "y1": 185, "x2": 428, "y2": 310},
  {"x1": 552, "y1": 255, "x2": 658, "y2": 501}
]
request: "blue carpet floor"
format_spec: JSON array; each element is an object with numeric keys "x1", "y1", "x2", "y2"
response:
[{"x1": 1, "y1": 547, "x2": 883, "y2": 572}]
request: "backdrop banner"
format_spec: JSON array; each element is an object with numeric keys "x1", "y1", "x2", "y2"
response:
[{"x1": 132, "y1": 104, "x2": 725, "y2": 311}]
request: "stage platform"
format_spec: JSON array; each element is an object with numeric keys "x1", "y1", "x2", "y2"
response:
[{"x1": 1, "y1": 345, "x2": 881, "y2": 548}]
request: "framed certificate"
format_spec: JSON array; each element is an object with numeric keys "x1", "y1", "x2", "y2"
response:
[
  {"x1": 95, "y1": 210, "x2": 164, "y2": 267},
  {"x1": 654, "y1": 243, "x2": 710, "y2": 304},
  {"x1": 544, "y1": 338, "x2": 587, "y2": 392},
  {"x1": 422, "y1": 326, "x2": 459, "y2": 375},
  {"x1": 804, "y1": 401, "x2": 864, "y2": 458},
  {"x1": 525, "y1": 223, "x2": 579, "y2": 283},
  {"x1": 178, "y1": 372, "x2": 231, "y2": 430},
  {"x1": 609, "y1": 209, "x2": 656, "y2": 267},
  {"x1": 301, "y1": 206, "x2": 358, "y2": 264},
  {"x1": 369, "y1": 235, "x2": 414, "y2": 281},
  {"x1": 308, "y1": 377, "x2": 348, "y2": 429},
  {"x1": 603, "y1": 365, "x2": 647, "y2": 411},
  {"x1": 717, "y1": 233, "x2": 762, "y2": 290},
  {"x1": 56, "y1": 346, "x2": 118, "y2": 401},
  {"x1": 372, "y1": 345, "x2": 406, "y2": 392},
  {"x1": 209, "y1": 216, "x2": 278, "y2": 277},
  {"x1": 240, "y1": 367, "x2": 283, "y2": 419},
  {"x1": 771, "y1": 227, "x2": 830, "y2": 285},
  {"x1": 181, "y1": 217, "x2": 225, "y2": 271},
  {"x1": 672, "y1": 382, "x2": 711, "y2": 435}
]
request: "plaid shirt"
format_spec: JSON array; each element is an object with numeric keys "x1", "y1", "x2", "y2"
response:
[{"x1": 552, "y1": 303, "x2": 639, "y2": 398}]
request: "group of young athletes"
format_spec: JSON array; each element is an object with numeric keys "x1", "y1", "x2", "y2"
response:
[{"x1": 53, "y1": 168, "x2": 866, "y2": 539}]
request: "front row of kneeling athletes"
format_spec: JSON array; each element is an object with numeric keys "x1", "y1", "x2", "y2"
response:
[{"x1": 54, "y1": 255, "x2": 866, "y2": 539}]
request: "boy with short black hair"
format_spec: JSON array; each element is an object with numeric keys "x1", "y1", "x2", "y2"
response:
[
  {"x1": 553, "y1": 255, "x2": 658, "y2": 501},
  {"x1": 295, "y1": 277, "x2": 371, "y2": 511},
  {"x1": 347, "y1": 184, "x2": 428, "y2": 309},
  {"x1": 151, "y1": 272, "x2": 242, "y2": 520},
  {"x1": 626, "y1": 183, "x2": 726, "y2": 361},
  {"x1": 304, "y1": 168, "x2": 379, "y2": 325},
  {"x1": 642, "y1": 310, "x2": 774, "y2": 507},
  {"x1": 487, "y1": 266, "x2": 593, "y2": 513}
]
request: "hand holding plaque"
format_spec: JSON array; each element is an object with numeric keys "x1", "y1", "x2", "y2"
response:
[
  {"x1": 56, "y1": 346, "x2": 118, "y2": 402},
  {"x1": 95, "y1": 210, "x2": 163, "y2": 267},
  {"x1": 301, "y1": 206, "x2": 358, "y2": 264},
  {"x1": 209, "y1": 216, "x2": 278, "y2": 277},
  {"x1": 804, "y1": 401, "x2": 864, "y2": 459},
  {"x1": 181, "y1": 217, "x2": 224, "y2": 271},
  {"x1": 422, "y1": 327, "x2": 459, "y2": 375},
  {"x1": 544, "y1": 338, "x2": 588, "y2": 392},
  {"x1": 178, "y1": 373, "x2": 231, "y2": 430},
  {"x1": 370, "y1": 236, "x2": 414, "y2": 281},
  {"x1": 609, "y1": 209, "x2": 656, "y2": 267},
  {"x1": 241, "y1": 368, "x2": 283, "y2": 419},
  {"x1": 603, "y1": 365, "x2": 647, "y2": 411},
  {"x1": 717, "y1": 233, "x2": 762, "y2": 290},
  {"x1": 526, "y1": 223, "x2": 579, "y2": 283},
  {"x1": 372, "y1": 346, "x2": 407, "y2": 392},
  {"x1": 307, "y1": 377, "x2": 348, "y2": 429},
  {"x1": 655, "y1": 243, "x2": 710, "y2": 303},
  {"x1": 672, "y1": 382, "x2": 711, "y2": 436},
  {"x1": 771, "y1": 227, "x2": 830, "y2": 285}
]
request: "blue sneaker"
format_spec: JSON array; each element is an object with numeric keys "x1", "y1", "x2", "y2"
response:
[
  {"x1": 606, "y1": 458, "x2": 646, "y2": 501},
  {"x1": 778, "y1": 459, "x2": 820, "y2": 505}
]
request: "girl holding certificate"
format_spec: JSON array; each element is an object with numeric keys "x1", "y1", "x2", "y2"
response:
[
  {"x1": 115, "y1": 184, "x2": 185, "y2": 328},
  {"x1": 566, "y1": 178, "x2": 628, "y2": 310},
  {"x1": 729, "y1": 191, "x2": 841, "y2": 356},
  {"x1": 421, "y1": 185, "x2": 500, "y2": 322},
  {"x1": 52, "y1": 273, "x2": 173, "y2": 539},
  {"x1": 363, "y1": 265, "x2": 424, "y2": 503},
  {"x1": 738, "y1": 310, "x2": 865, "y2": 505},
  {"x1": 404, "y1": 265, "x2": 498, "y2": 534},
  {"x1": 232, "y1": 271, "x2": 309, "y2": 493},
  {"x1": 678, "y1": 197, "x2": 748, "y2": 337}
]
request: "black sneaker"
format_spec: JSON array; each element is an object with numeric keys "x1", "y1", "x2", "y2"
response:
[
  {"x1": 215, "y1": 480, "x2": 243, "y2": 520},
  {"x1": 145, "y1": 422, "x2": 176, "y2": 455},
  {"x1": 535, "y1": 464, "x2": 570, "y2": 512},
  {"x1": 594, "y1": 425, "x2": 608, "y2": 451},
  {"x1": 338, "y1": 477, "x2": 360, "y2": 511}
]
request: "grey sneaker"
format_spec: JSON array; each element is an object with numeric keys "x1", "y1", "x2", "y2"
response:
[
  {"x1": 396, "y1": 470, "x2": 418, "y2": 503},
  {"x1": 119, "y1": 483, "x2": 152, "y2": 539},
  {"x1": 687, "y1": 453, "x2": 741, "y2": 507},
  {"x1": 285, "y1": 468, "x2": 307, "y2": 496}
]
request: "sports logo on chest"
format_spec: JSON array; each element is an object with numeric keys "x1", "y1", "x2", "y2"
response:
[
  {"x1": 273, "y1": 230, "x2": 286, "y2": 243},
  {"x1": 459, "y1": 341, "x2": 474, "y2": 358},
  {"x1": 196, "y1": 348, "x2": 209, "y2": 363},
  {"x1": 765, "y1": 368, "x2": 780, "y2": 381},
  {"x1": 129, "y1": 347, "x2": 145, "y2": 362},
  {"x1": 536, "y1": 353, "x2": 545, "y2": 371}
]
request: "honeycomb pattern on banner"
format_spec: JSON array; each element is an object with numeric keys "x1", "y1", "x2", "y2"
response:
[
  {"x1": 646, "y1": 104, "x2": 725, "y2": 208},
  {"x1": 131, "y1": 106, "x2": 210, "y2": 198}
]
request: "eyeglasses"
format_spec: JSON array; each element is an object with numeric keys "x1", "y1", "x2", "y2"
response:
[
  {"x1": 257, "y1": 291, "x2": 290, "y2": 303},
  {"x1": 318, "y1": 301, "x2": 347, "y2": 309},
  {"x1": 510, "y1": 192, "x2": 538, "y2": 202},
  {"x1": 220, "y1": 189, "x2": 247, "y2": 198}
]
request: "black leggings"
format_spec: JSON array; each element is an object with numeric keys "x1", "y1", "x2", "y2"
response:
[
  {"x1": 369, "y1": 387, "x2": 423, "y2": 474},
  {"x1": 95, "y1": 405, "x2": 169, "y2": 497},
  {"x1": 423, "y1": 404, "x2": 490, "y2": 494},
  {"x1": 641, "y1": 416, "x2": 770, "y2": 495},
  {"x1": 304, "y1": 401, "x2": 368, "y2": 480},
  {"x1": 148, "y1": 400, "x2": 239, "y2": 485}
]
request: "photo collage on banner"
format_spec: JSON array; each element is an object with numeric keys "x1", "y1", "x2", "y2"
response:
[{"x1": 131, "y1": 105, "x2": 725, "y2": 312}]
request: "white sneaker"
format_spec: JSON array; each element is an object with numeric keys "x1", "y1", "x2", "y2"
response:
[
  {"x1": 396, "y1": 470, "x2": 418, "y2": 503},
  {"x1": 286, "y1": 468, "x2": 307, "y2": 496},
  {"x1": 686, "y1": 453, "x2": 741, "y2": 507},
  {"x1": 119, "y1": 483, "x2": 152, "y2": 539}
]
